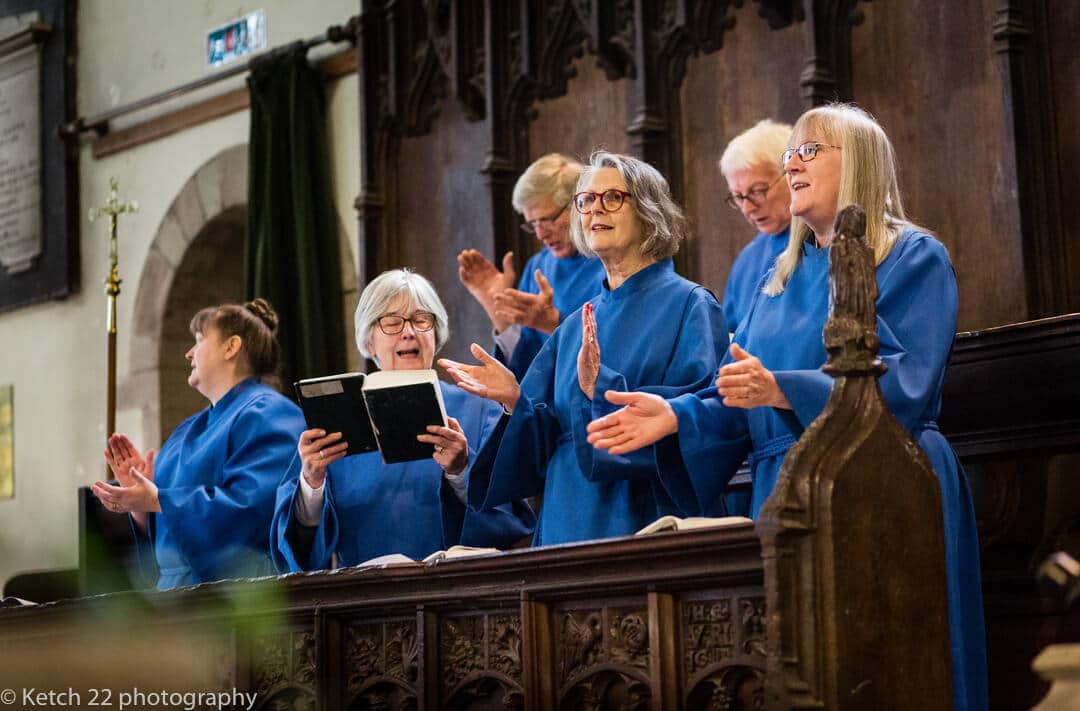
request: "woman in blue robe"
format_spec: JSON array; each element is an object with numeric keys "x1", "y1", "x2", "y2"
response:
[
  {"x1": 270, "y1": 270, "x2": 534, "y2": 572},
  {"x1": 440, "y1": 152, "x2": 729, "y2": 545},
  {"x1": 92, "y1": 299, "x2": 305, "y2": 589},
  {"x1": 587, "y1": 105, "x2": 988, "y2": 711},
  {"x1": 458, "y1": 153, "x2": 606, "y2": 381},
  {"x1": 718, "y1": 118, "x2": 794, "y2": 336}
]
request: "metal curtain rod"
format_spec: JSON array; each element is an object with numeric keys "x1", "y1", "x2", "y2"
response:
[{"x1": 62, "y1": 16, "x2": 357, "y2": 138}]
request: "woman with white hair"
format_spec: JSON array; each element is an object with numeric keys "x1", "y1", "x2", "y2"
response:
[
  {"x1": 719, "y1": 118, "x2": 794, "y2": 334},
  {"x1": 270, "y1": 269, "x2": 534, "y2": 570},
  {"x1": 588, "y1": 104, "x2": 987, "y2": 711},
  {"x1": 457, "y1": 153, "x2": 606, "y2": 380},
  {"x1": 441, "y1": 151, "x2": 728, "y2": 544}
]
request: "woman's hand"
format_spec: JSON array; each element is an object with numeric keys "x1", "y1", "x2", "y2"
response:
[
  {"x1": 577, "y1": 303, "x2": 600, "y2": 400},
  {"x1": 494, "y1": 270, "x2": 560, "y2": 334},
  {"x1": 418, "y1": 417, "x2": 469, "y2": 475},
  {"x1": 586, "y1": 391, "x2": 679, "y2": 455},
  {"x1": 439, "y1": 343, "x2": 521, "y2": 413},
  {"x1": 92, "y1": 450, "x2": 160, "y2": 532},
  {"x1": 100, "y1": 434, "x2": 157, "y2": 530},
  {"x1": 716, "y1": 343, "x2": 791, "y2": 410},
  {"x1": 104, "y1": 433, "x2": 155, "y2": 487},
  {"x1": 298, "y1": 428, "x2": 348, "y2": 489},
  {"x1": 458, "y1": 249, "x2": 517, "y2": 331}
]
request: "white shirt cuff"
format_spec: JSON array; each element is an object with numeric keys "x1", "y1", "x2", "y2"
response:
[
  {"x1": 493, "y1": 324, "x2": 522, "y2": 362},
  {"x1": 294, "y1": 473, "x2": 326, "y2": 527},
  {"x1": 443, "y1": 470, "x2": 467, "y2": 504}
]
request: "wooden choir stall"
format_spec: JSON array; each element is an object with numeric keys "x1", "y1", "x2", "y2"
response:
[{"x1": 0, "y1": 208, "x2": 957, "y2": 710}]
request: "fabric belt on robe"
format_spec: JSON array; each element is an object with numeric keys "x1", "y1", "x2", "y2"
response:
[{"x1": 745, "y1": 420, "x2": 939, "y2": 471}]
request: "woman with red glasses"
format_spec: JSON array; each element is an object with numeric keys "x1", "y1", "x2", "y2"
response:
[{"x1": 440, "y1": 151, "x2": 728, "y2": 544}]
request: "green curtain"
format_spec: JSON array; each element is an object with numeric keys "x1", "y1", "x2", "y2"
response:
[{"x1": 246, "y1": 46, "x2": 347, "y2": 388}]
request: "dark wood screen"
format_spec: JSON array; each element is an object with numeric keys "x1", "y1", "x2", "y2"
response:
[{"x1": 352, "y1": 0, "x2": 1078, "y2": 364}]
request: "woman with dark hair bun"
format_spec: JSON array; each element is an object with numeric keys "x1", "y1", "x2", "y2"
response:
[{"x1": 92, "y1": 298, "x2": 305, "y2": 589}]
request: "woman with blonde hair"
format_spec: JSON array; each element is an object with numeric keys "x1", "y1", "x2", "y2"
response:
[{"x1": 588, "y1": 104, "x2": 987, "y2": 711}]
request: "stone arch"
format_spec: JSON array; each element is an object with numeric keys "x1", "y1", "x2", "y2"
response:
[
  {"x1": 120, "y1": 144, "x2": 360, "y2": 447},
  {"x1": 120, "y1": 144, "x2": 249, "y2": 447}
]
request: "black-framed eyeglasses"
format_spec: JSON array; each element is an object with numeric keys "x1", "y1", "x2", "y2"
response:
[
  {"x1": 376, "y1": 311, "x2": 436, "y2": 335},
  {"x1": 520, "y1": 203, "x2": 569, "y2": 235},
  {"x1": 573, "y1": 189, "x2": 632, "y2": 214},
  {"x1": 724, "y1": 174, "x2": 785, "y2": 210},
  {"x1": 781, "y1": 141, "x2": 842, "y2": 166}
]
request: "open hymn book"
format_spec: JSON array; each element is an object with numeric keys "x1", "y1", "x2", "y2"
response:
[
  {"x1": 294, "y1": 369, "x2": 448, "y2": 464},
  {"x1": 357, "y1": 546, "x2": 502, "y2": 568},
  {"x1": 635, "y1": 515, "x2": 752, "y2": 535}
]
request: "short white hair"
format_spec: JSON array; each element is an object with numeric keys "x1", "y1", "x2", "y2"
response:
[
  {"x1": 354, "y1": 269, "x2": 450, "y2": 364},
  {"x1": 511, "y1": 153, "x2": 583, "y2": 213},
  {"x1": 719, "y1": 119, "x2": 793, "y2": 177}
]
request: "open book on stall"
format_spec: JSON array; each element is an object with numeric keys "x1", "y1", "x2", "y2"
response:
[
  {"x1": 355, "y1": 546, "x2": 502, "y2": 569},
  {"x1": 294, "y1": 369, "x2": 448, "y2": 464},
  {"x1": 635, "y1": 515, "x2": 752, "y2": 535}
]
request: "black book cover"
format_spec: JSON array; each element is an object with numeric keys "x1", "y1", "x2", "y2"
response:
[
  {"x1": 362, "y1": 381, "x2": 446, "y2": 464},
  {"x1": 293, "y1": 373, "x2": 378, "y2": 457}
]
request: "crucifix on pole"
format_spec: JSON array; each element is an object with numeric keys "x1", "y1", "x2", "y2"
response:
[{"x1": 89, "y1": 178, "x2": 137, "y2": 480}]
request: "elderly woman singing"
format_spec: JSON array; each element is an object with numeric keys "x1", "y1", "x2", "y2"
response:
[
  {"x1": 440, "y1": 151, "x2": 728, "y2": 544},
  {"x1": 271, "y1": 270, "x2": 534, "y2": 571}
]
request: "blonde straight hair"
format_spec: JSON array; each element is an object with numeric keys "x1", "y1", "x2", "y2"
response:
[{"x1": 765, "y1": 104, "x2": 926, "y2": 296}]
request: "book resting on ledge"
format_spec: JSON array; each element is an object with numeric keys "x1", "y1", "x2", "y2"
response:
[
  {"x1": 294, "y1": 369, "x2": 448, "y2": 464},
  {"x1": 635, "y1": 515, "x2": 752, "y2": 535}
]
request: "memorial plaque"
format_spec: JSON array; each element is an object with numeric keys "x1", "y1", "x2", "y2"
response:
[
  {"x1": 0, "y1": 34, "x2": 41, "y2": 275},
  {"x1": 0, "y1": 2, "x2": 74, "y2": 314}
]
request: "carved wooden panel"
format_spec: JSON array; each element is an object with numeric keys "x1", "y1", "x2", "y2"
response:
[
  {"x1": 554, "y1": 603, "x2": 651, "y2": 710},
  {"x1": 1043, "y1": 0, "x2": 1080, "y2": 313},
  {"x1": 343, "y1": 617, "x2": 420, "y2": 710},
  {"x1": 439, "y1": 611, "x2": 525, "y2": 709},
  {"x1": 681, "y1": 591, "x2": 766, "y2": 711},
  {"x1": 394, "y1": 101, "x2": 495, "y2": 364},
  {"x1": 679, "y1": 3, "x2": 804, "y2": 300},
  {"x1": 249, "y1": 629, "x2": 316, "y2": 711},
  {"x1": 850, "y1": 0, "x2": 1021, "y2": 330}
]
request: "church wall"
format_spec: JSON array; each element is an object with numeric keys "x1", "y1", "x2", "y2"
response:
[
  {"x1": 678, "y1": 3, "x2": 804, "y2": 304},
  {"x1": 0, "y1": 0, "x2": 361, "y2": 588},
  {"x1": 850, "y1": 0, "x2": 1021, "y2": 331}
]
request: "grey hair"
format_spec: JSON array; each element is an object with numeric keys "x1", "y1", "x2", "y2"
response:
[
  {"x1": 511, "y1": 153, "x2": 584, "y2": 213},
  {"x1": 354, "y1": 269, "x2": 450, "y2": 365},
  {"x1": 569, "y1": 151, "x2": 688, "y2": 261},
  {"x1": 719, "y1": 119, "x2": 794, "y2": 177}
]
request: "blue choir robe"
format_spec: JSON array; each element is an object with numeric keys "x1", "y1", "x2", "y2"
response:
[
  {"x1": 139, "y1": 378, "x2": 306, "y2": 589},
  {"x1": 270, "y1": 381, "x2": 535, "y2": 571},
  {"x1": 720, "y1": 226, "x2": 789, "y2": 516},
  {"x1": 721, "y1": 226, "x2": 789, "y2": 335},
  {"x1": 496, "y1": 248, "x2": 606, "y2": 381},
  {"x1": 656, "y1": 229, "x2": 988, "y2": 711},
  {"x1": 472, "y1": 259, "x2": 729, "y2": 545}
]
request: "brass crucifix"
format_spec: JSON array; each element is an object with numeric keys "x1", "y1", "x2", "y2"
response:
[{"x1": 89, "y1": 178, "x2": 137, "y2": 478}]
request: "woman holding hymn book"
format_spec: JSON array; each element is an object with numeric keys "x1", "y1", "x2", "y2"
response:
[
  {"x1": 440, "y1": 151, "x2": 729, "y2": 545},
  {"x1": 271, "y1": 270, "x2": 535, "y2": 572}
]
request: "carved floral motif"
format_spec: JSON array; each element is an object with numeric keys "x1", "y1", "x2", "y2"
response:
[{"x1": 345, "y1": 620, "x2": 418, "y2": 697}]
